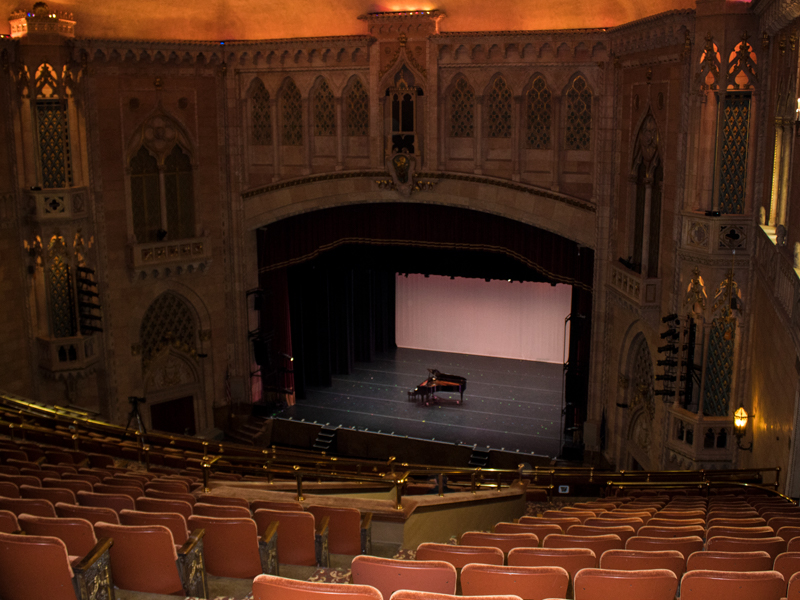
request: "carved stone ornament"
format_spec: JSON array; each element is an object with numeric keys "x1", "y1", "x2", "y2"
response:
[
  {"x1": 685, "y1": 266, "x2": 707, "y2": 316},
  {"x1": 380, "y1": 151, "x2": 436, "y2": 196},
  {"x1": 777, "y1": 224, "x2": 787, "y2": 247},
  {"x1": 636, "y1": 114, "x2": 659, "y2": 168},
  {"x1": 146, "y1": 351, "x2": 197, "y2": 390}
]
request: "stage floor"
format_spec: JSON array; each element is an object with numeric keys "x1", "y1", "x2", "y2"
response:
[{"x1": 273, "y1": 348, "x2": 563, "y2": 457}]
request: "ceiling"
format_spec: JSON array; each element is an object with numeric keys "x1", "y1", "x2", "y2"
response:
[{"x1": 2, "y1": 0, "x2": 699, "y2": 41}]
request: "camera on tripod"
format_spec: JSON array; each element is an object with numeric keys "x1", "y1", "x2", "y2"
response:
[{"x1": 128, "y1": 396, "x2": 146, "y2": 405}]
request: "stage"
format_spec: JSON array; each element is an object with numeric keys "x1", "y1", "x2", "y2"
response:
[{"x1": 272, "y1": 348, "x2": 563, "y2": 457}]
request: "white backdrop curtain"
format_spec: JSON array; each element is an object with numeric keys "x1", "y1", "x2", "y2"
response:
[{"x1": 395, "y1": 274, "x2": 572, "y2": 363}]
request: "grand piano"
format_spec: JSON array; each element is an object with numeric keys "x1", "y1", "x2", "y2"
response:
[{"x1": 408, "y1": 369, "x2": 467, "y2": 406}]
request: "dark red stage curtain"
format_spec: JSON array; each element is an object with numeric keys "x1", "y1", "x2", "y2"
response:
[{"x1": 258, "y1": 203, "x2": 593, "y2": 291}]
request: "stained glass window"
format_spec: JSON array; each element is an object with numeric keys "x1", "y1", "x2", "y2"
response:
[
  {"x1": 487, "y1": 77, "x2": 512, "y2": 138},
  {"x1": 565, "y1": 75, "x2": 592, "y2": 150},
  {"x1": 251, "y1": 79, "x2": 271, "y2": 145},
  {"x1": 449, "y1": 77, "x2": 474, "y2": 138},
  {"x1": 346, "y1": 79, "x2": 369, "y2": 136},
  {"x1": 526, "y1": 76, "x2": 552, "y2": 149},
  {"x1": 718, "y1": 93, "x2": 750, "y2": 215},
  {"x1": 130, "y1": 147, "x2": 162, "y2": 243},
  {"x1": 140, "y1": 292, "x2": 197, "y2": 361},
  {"x1": 164, "y1": 145, "x2": 195, "y2": 240},
  {"x1": 37, "y1": 100, "x2": 72, "y2": 188},
  {"x1": 313, "y1": 79, "x2": 335, "y2": 137},
  {"x1": 281, "y1": 79, "x2": 303, "y2": 146}
]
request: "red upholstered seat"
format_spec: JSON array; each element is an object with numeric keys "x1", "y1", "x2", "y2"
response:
[
  {"x1": 686, "y1": 550, "x2": 773, "y2": 572},
  {"x1": 519, "y1": 515, "x2": 581, "y2": 529},
  {"x1": 460, "y1": 564, "x2": 569, "y2": 600},
  {"x1": 120, "y1": 509, "x2": 190, "y2": 545},
  {"x1": 543, "y1": 510, "x2": 595, "y2": 524},
  {"x1": 389, "y1": 591, "x2": 524, "y2": 600},
  {"x1": 94, "y1": 522, "x2": 186, "y2": 595},
  {"x1": 572, "y1": 567, "x2": 677, "y2": 600},
  {"x1": 625, "y1": 535, "x2": 704, "y2": 560},
  {"x1": 195, "y1": 494, "x2": 249, "y2": 508},
  {"x1": 789, "y1": 572, "x2": 800, "y2": 600},
  {"x1": 56, "y1": 502, "x2": 120, "y2": 525},
  {"x1": 93, "y1": 482, "x2": 143, "y2": 500},
  {"x1": 416, "y1": 542, "x2": 504, "y2": 568},
  {"x1": 251, "y1": 499, "x2": 304, "y2": 512},
  {"x1": 193, "y1": 502, "x2": 251, "y2": 519},
  {"x1": 679, "y1": 569, "x2": 785, "y2": 600},
  {"x1": 0, "y1": 495, "x2": 56, "y2": 517},
  {"x1": 144, "y1": 488, "x2": 197, "y2": 505},
  {"x1": 0, "y1": 481, "x2": 20, "y2": 498},
  {"x1": 0, "y1": 509, "x2": 19, "y2": 533},
  {"x1": 460, "y1": 531, "x2": 540, "y2": 554},
  {"x1": 542, "y1": 533, "x2": 623, "y2": 563},
  {"x1": 567, "y1": 524, "x2": 636, "y2": 544},
  {"x1": 599, "y1": 549, "x2": 685, "y2": 580},
  {"x1": 308, "y1": 505, "x2": 371, "y2": 555},
  {"x1": 135, "y1": 496, "x2": 193, "y2": 520},
  {"x1": 43, "y1": 477, "x2": 92, "y2": 494},
  {"x1": 252, "y1": 574, "x2": 382, "y2": 600},
  {"x1": 638, "y1": 524, "x2": 706, "y2": 538},
  {"x1": 774, "y1": 552, "x2": 800, "y2": 593},
  {"x1": 20, "y1": 483, "x2": 77, "y2": 505},
  {"x1": 706, "y1": 535, "x2": 787, "y2": 560},
  {"x1": 145, "y1": 480, "x2": 190, "y2": 494},
  {"x1": 188, "y1": 514, "x2": 270, "y2": 578},
  {"x1": 495, "y1": 521, "x2": 563, "y2": 539},
  {"x1": 254, "y1": 508, "x2": 328, "y2": 567},
  {"x1": 584, "y1": 516, "x2": 644, "y2": 533},
  {"x1": 705, "y1": 525, "x2": 776, "y2": 540},
  {"x1": 351, "y1": 555, "x2": 457, "y2": 598},
  {"x1": 17, "y1": 514, "x2": 98, "y2": 557}
]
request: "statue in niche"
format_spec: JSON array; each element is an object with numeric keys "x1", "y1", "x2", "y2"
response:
[{"x1": 386, "y1": 150, "x2": 417, "y2": 197}]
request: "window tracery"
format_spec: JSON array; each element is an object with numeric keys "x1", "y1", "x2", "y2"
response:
[
  {"x1": 565, "y1": 75, "x2": 592, "y2": 151},
  {"x1": 47, "y1": 234, "x2": 76, "y2": 339},
  {"x1": 486, "y1": 77, "x2": 512, "y2": 138},
  {"x1": 345, "y1": 79, "x2": 369, "y2": 136},
  {"x1": 525, "y1": 75, "x2": 552, "y2": 149},
  {"x1": 449, "y1": 77, "x2": 474, "y2": 138},
  {"x1": 313, "y1": 79, "x2": 335, "y2": 137},
  {"x1": 35, "y1": 62, "x2": 72, "y2": 188},
  {"x1": 164, "y1": 145, "x2": 195, "y2": 240},
  {"x1": 251, "y1": 79, "x2": 272, "y2": 145},
  {"x1": 140, "y1": 292, "x2": 197, "y2": 364},
  {"x1": 281, "y1": 79, "x2": 303, "y2": 146}
]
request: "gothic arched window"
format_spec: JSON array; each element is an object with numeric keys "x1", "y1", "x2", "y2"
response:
[
  {"x1": 526, "y1": 75, "x2": 552, "y2": 149},
  {"x1": 140, "y1": 292, "x2": 197, "y2": 364},
  {"x1": 281, "y1": 79, "x2": 303, "y2": 146},
  {"x1": 35, "y1": 62, "x2": 72, "y2": 188},
  {"x1": 449, "y1": 77, "x2": 475, "y2": 138},
  {"x1": 164, "y1": 145, "x2": 195, "y2": 240},
  {"x1": 345, "y1": 79, "x2": 369, "y2": 136},
  {"x1": 313, "y1": 79, "x2": 335, "y2": 137},
  {"x1": 487, "y1": 77, "x2": 512, "y2": 138},
  {"x1": 565, "y1": 75, "x2": 592, "y2": 150},
  {"x1": 250, "y1": 79, "x2": 271, "y2": 145},
  {"x1": 131, "y1": 146, "x2": 162, "y2": 243},
  {"x1": 47, "y1": 235, "x2": 77, "y2": 339}
]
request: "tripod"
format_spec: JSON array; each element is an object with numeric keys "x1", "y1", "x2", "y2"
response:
[{"x1": 125, "y1": 396, "x2": 147, "y2": 435}]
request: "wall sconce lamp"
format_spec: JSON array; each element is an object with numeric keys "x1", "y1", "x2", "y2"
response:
[{"x1": 733, "y1": 406, "x2": 753, "y2": 452}]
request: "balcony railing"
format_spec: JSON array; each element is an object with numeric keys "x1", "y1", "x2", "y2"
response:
[
  {"x1": 665, "y1": 404, "x2": 735, "y2": 468},
  {"x1": 129, "y1": 236, "x2": 211, "y2": 279},
  {"x1": 609, "y1": 263, "x2": 661, "y2": 308},
  {"x1": 28, "y1": 187, "x2": 89, "y2": 222},
  {"x1": 37, "y1": 335, "x2": 99, "y2": 378}
]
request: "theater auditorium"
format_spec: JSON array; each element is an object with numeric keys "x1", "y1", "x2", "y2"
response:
[{"x1": 1, "y1": 0, "x2": 800, "y2": 598}]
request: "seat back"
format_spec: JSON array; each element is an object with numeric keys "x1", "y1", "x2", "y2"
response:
[
  {"x1": 774, "y1": 552, "x2": 800, "y2": 590},
  {"x1": 0, "y1": 481, "x2": 20, "y2": 498},
  {"x1": 599, "y1": 549, "x2": 685, "y2": 580},
  {"x1": 542, "y1": 534, "x2": 623, "y2": 563},
  {"x1": 679, "y1": 569, "x2": 786, "y2": 600},
  {"x1": 251, "y1": 499, "x2": 304, "y2": 512},
  {"x1": 351, "y1": 555, "x2": 457, "y2": 598},
  {"x1": 43, "y1": 477, "x2": 92, "y2": 494},
  {"x1": 706, "y1": 536, "x2": 787, "y2": 560},
  {"x1": 461, "y1": 564, "x2": 569, "y2": 600},
  {"x1": 789, "y1": 572, "x2": 800, "y2": 600},
  {"x1": 706, "y1": 526, "x2": 775, "y2": 540},
  {"x1": 495, "y1": 522, "x2": 563, "y2": 539},
  {"x1": 416, "y1": 542, "x2": 504, "y2": 568},
  {"x1": 602, "y1": 511, "x2": 652, "y2": 525},
  {"x1": 63, "y1": 473, "x2": 102, "y2": 486},
  {"x1": 0, "y1": 509, "x2": 19, "y2": 533},
  {"x1": 253, "y1": 508, "x2": 318, "y2": 566},
  {"x1": 93, "y1": 483, "x2": 143, "y2": 500},
  {"x1": 625, "y1": 535, "x2": 704, "y2": 560},
  {"x1": 135, "y1": 496, "x2": 193, "y2": 520},
  {"x1": 308, "y1": 505, "x2": 363, "y2": 555},
  {"x1": 584, "y1": 517, "x2": 644, "y2": 533},
  {"x1": 572, "y1": 567, "x2": 677, "y2": 600},
  {"x1": 144, "y1": 488, "x2": 197, "y2": 505},
  {"x1": 390, "y1": 593, "x2": 523, "y2": 600},
  {"x1": 194, "y1": 502, "x2": 251, "y2": 519},
  {"x1": 94, "y1": 522, "x2": 184, "y2": 595},
  {"x1": 252, "y1": 573, "x2": 382, "y2": 600},
  {"x1": 654, "y1": 510, "x2": 706, "y2": 520},
  {"x1": 187, "y1": 515, "x2": 263, "y2": 578},
  {"x1": 17, "y1": 514, "x2": 97, "y2": 556},
  {"x1": 105, "y1": 476, "x2": 144, "y2": 489},
  {"x1": 55, "y1": 501, "x2": 120, "y2": 525},
  {"x1": 145, "y1": 480, "x2": 190, "y2": 494},
  {"x1": 567, "y1": 525, "x2": 636, "y2": 544},
  {"x1": 543, "y1": 510, "x2": 594, "y2": 524},
  {"x1": 0, "y1": 495, "x2": 56, "y2": 517},
  {"x1": 518, "y1": 516, "x2": 580, "y2": 529},
  {"x1": 460, "y1": 531, "x2": 539, "y2": 554},
  {"x1": 638, "y1": 525, "x2": 706, "y2": 538},
  {"x1": 646, "y1": 517, "x2": 705, "y2": 528},
  {"x1": 768, "y1": 517, "x2": 800, "y2": 532},
  {"x1": 77, "y1": 490, "x2": 135, "y2": 514},
  {"x1": 20, "y1": 483, "x2": 77, "y2": 505},
  {"x1": 0, "y1": 473, "x2": 41, "y2": 488},
  {"x1": 0, "y1": 531, "x2": 78, "y2": 600},
  {"x1": 507, "y1": 546, "x2": 596, "y2": 588},
  {"x1": 777, "y1": 527, "x2": 800, "y2": 543},
  {"x1": 706, "y1": 517, "x2": 766, "y2": 528},
  {"x1": 120, "y1": 509, "x2": 189, "y2": 545},
  {"x1": 195, "y1": 494, "x2": 249, "y2": 508},
  {"x1": 686, "y1": 550, "x2": 773, "y2": 572}
]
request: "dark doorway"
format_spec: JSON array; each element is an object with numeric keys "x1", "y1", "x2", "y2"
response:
[{"x1": 150, "y1": 396, "x2": 196, "y2": 435}]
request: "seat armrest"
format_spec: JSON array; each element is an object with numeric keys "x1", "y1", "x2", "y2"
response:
[
  {"x1": 73, "y1": 537, "x2": 115, "y2": 600},
  {"x1": 177, "y1": 528, "x2": 208, "y2": 599},
  {"x1": 259, "y1": 521, "x2": 279, "y2": 575},
  {"x1": 361, "y1": 512, "x2": 373, "y2": 554},
  {"x1": 315, "y1": 515, "x2": 330, "y2": 568}
]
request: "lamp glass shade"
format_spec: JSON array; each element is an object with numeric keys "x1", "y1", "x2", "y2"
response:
[{"x1": 734, "y1": 406, "x2": 748, "y2": 434}]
